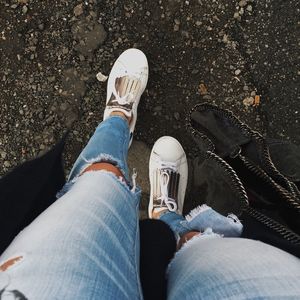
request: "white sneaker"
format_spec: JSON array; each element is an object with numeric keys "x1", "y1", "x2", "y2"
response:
[
  {"x1": 148, "y1": 136, "x2": 188, "y2": 218},
  {"x1": 103, "y1": 48, "x2": 149, "y2": 146}
]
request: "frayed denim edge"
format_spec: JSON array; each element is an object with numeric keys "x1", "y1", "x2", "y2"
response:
[
  {"x1": 185, "y1": 204, "x2": 242, "y2": 226},
  {"x1": 167, "y1": 228, "x2": 222, "y2": 275},
  {"x1": 68, "y1": 153, "x2": 128, "y2": 183},
  {"x1": 57, "y1": 169, "x2": 140, "y2": 199},
  {"x1": 185, "y1": 204, "x2": 212, "y2": 222}
]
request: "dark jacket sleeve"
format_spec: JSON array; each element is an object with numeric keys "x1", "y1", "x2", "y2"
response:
[{"x1": 0, "y1": 136, "x2": 67, "y2": 255}]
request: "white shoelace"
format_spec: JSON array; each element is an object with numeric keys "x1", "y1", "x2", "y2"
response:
[
  {"x1": 156, "y1": 160, "x2": 178, "y2": 212},
  {"x1": 111, "y1": 89, "x2": 134, "y2": 106}
]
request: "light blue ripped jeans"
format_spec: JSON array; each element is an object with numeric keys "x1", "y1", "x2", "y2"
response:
[
  {"x1": 1, "y1": 116, "x2": 300, "y2": 299},
  {"x1": 159, "y1": 204, "x2": 243, "y2": 239}
]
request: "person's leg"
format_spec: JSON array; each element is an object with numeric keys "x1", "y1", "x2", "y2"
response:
[
  {"x1": 0, "y1": 171, "x2": 142, "y2": 299},
  {"x1": 67, "y1": 114, "x2": 131, "y2": 184},
  {"x1": 0, "y1": 48, "x2": 148, "y2": 299},
  {"x1": 62, "y1": 47, "x2": 149, "y2": 189},
  {"x1": 148, "y1": 136, "x2": 243, "y2": 242},
  {"x1": 167, "y1": 237, "x2": 300, "y2": 299},
  {"x1": 148, "y1": 137, "x2": 300, "y2": 299},
  {"x1": 159, "y1": 204, "x2": 243, "y2": 241}
]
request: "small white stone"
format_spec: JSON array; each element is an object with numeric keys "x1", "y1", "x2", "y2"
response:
[
  {"x1": 96, "y1": 72, "x2": 108, "y2": 82},
  {"x1": 173, "y1": 24, "x2": 180, "y2": 32},
  {"x1": 74, "y1": 3, "x2": 83, "y2": 16},
  {"x1": 234, "y1": 12, "x2": 240, "y2": 19},
  {"x1": 243, "y1": 97, "x2": 254, "y2": 107},
  {"x1": 235, "y1": 69, "x2": 241, "y2": 75},
  {"x1": 22, "y1": 5, "x2": 28, "y2": 14},
  {"x1": 239, "y1": 0, "x2": 247, "y2": 7},
  {"x1": 223, "y1": 34, "x2": 229, "y2": 43},
  {"x1": 246, "y1": 5, "x2": 253, "y2": 12}
]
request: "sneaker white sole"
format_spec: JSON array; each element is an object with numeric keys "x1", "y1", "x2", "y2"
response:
[{"x1": 148, "y1": 136, "x2": 188, "y2": 218}]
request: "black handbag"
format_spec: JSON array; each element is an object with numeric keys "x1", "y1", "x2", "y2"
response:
[{"x1": 186, "y1": 103, "x2": 300, "y2": 257}]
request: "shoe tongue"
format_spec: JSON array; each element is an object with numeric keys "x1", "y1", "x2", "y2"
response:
[{"x1": 158, "y1": 169, "x2": 179, "y2": 200}]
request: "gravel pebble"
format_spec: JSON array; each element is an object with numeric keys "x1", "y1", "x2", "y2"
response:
[
  {"x1": 62, "y1": 47, "x2": 69, "y2": 54},
  {"x1": 246, "y1": 5, "x2": 253, "y2": 12},
  {"x1": 38, "y1": 23, "x2": 45, "y2": 30},
  {"x1": 96, "y1": 72, "x2": 108, "y2": 82},
  {"x1": 234, "y1": 12, "x2": 240, "y2": 19},
  {"x1": 239, "y1": 0, "x2": 247, "y2": 7},
  {"x1": 4, "y1": 161, "x2": 11, "y2": 168},
  {"x1": 22, "y1": 5, "x2": 28, "y2": 14},
  {"x1": 0, "y1": 151, "x2": 7, "y2": 159},
  {"x1": 235, "y1": 69, "x2": 241, "y2": 75},
  {"x1": 174, "y1": 112, "x2": 180, "y2": 120},
  {"x1": 47, "y1": 76, "x2": 56, "y2": 82},
  {"x1": 174, "y1": 24, "x2": 180, "y2": 32},
  {"x1": 243, "y1": 97, "x2": 254, "y2": 106},
  {"x1": 74, "y1": 4, "x2": 84, "y2": 17}
]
